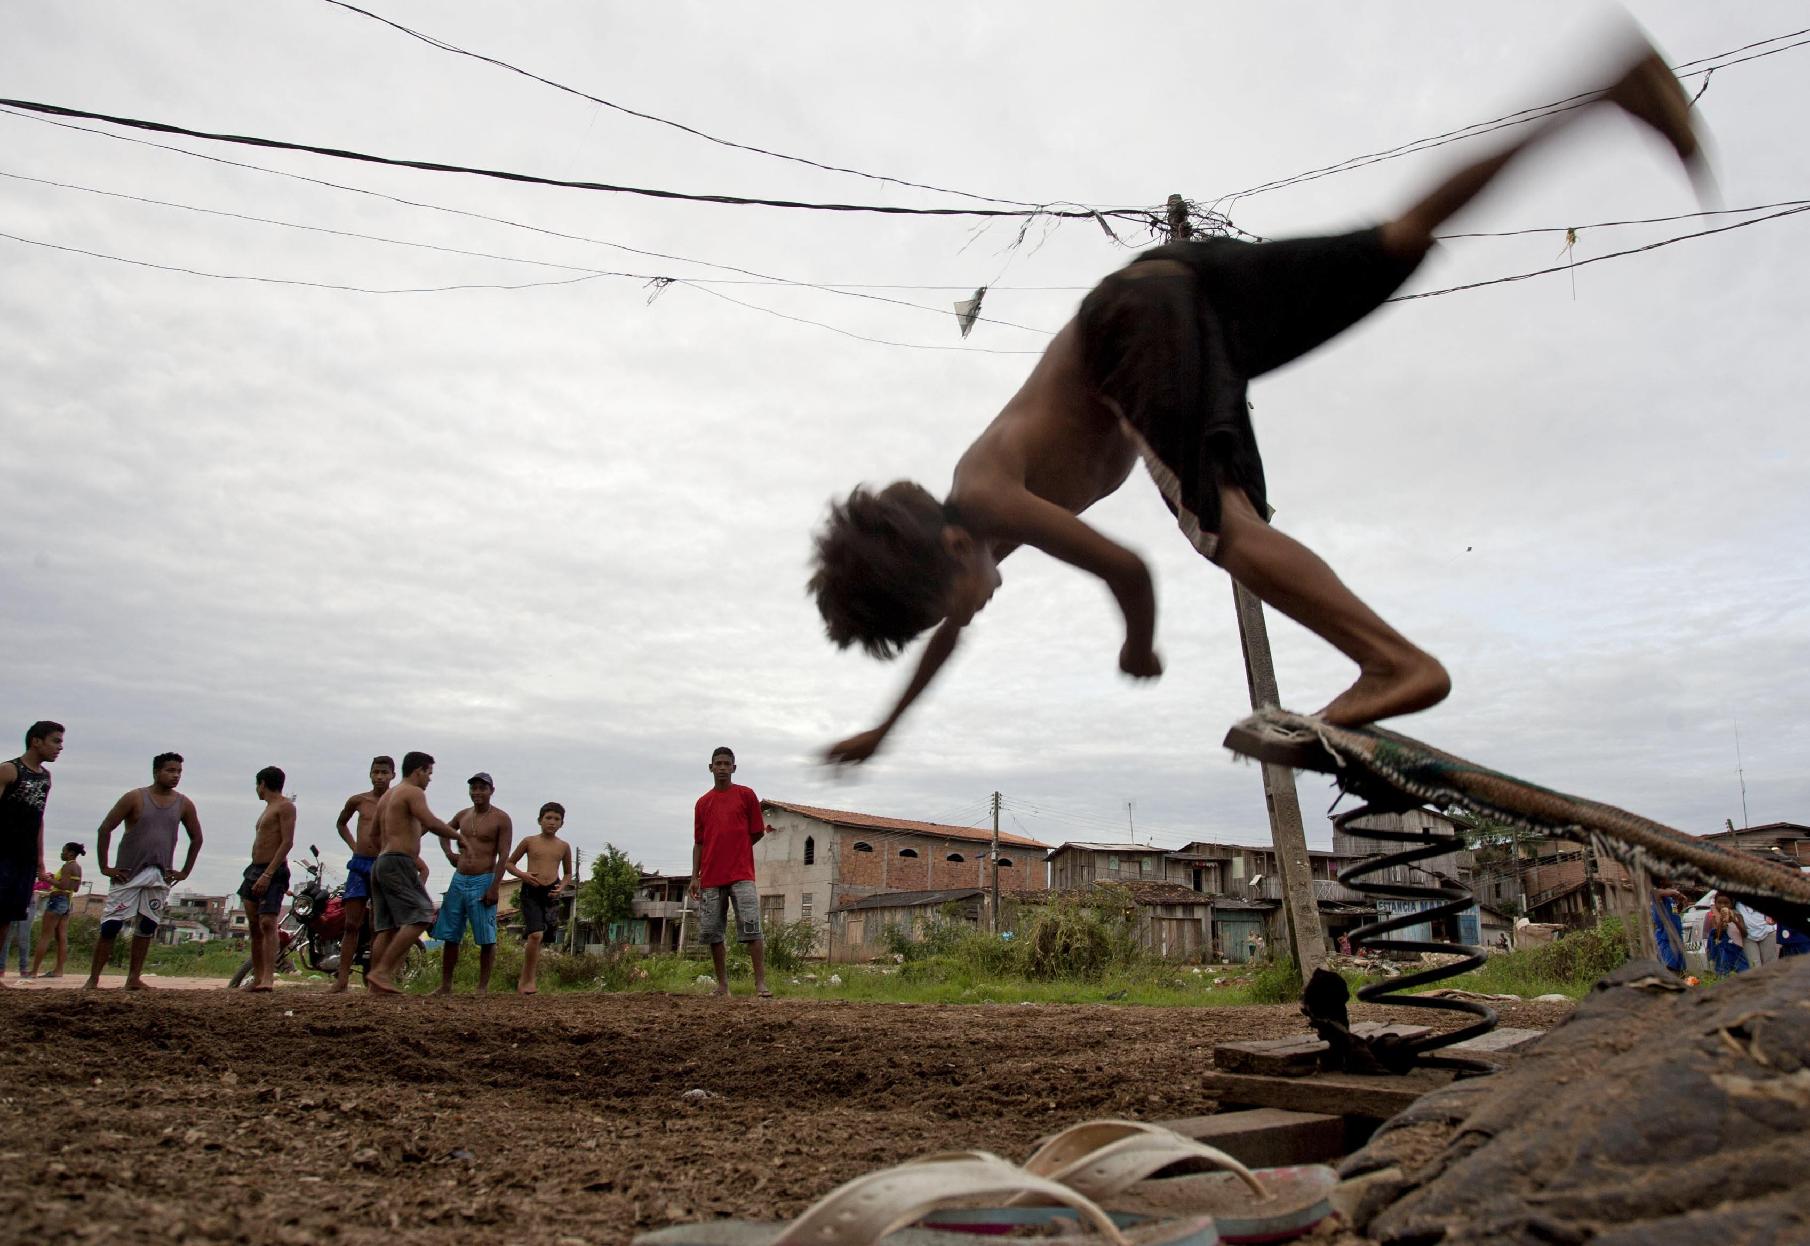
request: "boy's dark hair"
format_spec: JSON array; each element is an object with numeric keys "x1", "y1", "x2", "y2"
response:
[
  {"x1": 372, "y1": 755, "x2": 395, "y2": 771},
  {"x1": 63, "y1": 841, "x2": 85, "y2": 857},
  {"x1": 152, "y1": 752, "x2": 183, "y2": 771},
  {"x1": 25, "y1": 721, "x2": 64, "y2": 747},
  {"x1": 539, "y1": 802, "x2": 565, "y2": 819},
  {"x1": 401, "y1": 750, "x2": 434, "y2": 777},
  {"x1": 255, "y1": 765, "x2": 286, "y2": 792},
  {"x1": 808, "y1": 481, "x2": 958, "y2": 659},
  {"x1": 711, "y1": 746, "x2": 735, "y2": 763}
]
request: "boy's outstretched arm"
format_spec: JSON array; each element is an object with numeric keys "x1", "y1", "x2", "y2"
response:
[
  {"x1": 985, "y1": 490, "x2": 1161, "y2": 677},
  {"x1": 826, "y1": 617, "x2": 963, "y2": 765}
]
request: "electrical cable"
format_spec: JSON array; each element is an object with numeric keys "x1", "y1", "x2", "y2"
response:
[
  {"x1": 1390, "y1": 200, "x2": 1810, "y2": 303},
  {"x1": 0, "y1": 97, "x2": 1146, "y2": 223},
  {"x1": 0, "y1": 165, "x2": 1058, "y2": 335},
  {"x1": 317, "y1": 0, "x2": 1056, "y2": 211}
]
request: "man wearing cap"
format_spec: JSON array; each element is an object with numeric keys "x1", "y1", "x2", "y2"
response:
[{"x1": 431, "y1": 772, "x2": 513, "y2": 994}]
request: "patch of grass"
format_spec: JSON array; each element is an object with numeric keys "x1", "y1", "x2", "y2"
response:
[{"x1": 1408, "y1": 918, "x2": 1631, "y2": 1000}]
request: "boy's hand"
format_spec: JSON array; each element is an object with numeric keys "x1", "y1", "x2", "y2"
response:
[
  {"x1": 1118, "y1": 642, "x2": 1164, "y2": 680},
  {"x1": 825, "y1": 727, "x2": 887, "y2": 766}
]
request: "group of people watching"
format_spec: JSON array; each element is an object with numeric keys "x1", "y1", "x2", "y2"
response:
[{"x1": 2, "y1": 723, "x2": 776, "y2": 999}]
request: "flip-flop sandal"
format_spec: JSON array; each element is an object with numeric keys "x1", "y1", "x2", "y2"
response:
[
  {"x1": 1019, "y1": 1120, "x2": 1336, "y2": 1244},
  {"x1": 632, "y1": 1151, "x2": 1218, "y2": 1245}
]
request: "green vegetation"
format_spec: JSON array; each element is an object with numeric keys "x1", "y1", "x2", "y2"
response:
[
  {"x1": 577, "y1": 843, "x2": 640, "y2": 929},
  {"x1": 1404, "y1": 917, "x2": 1632, "y2": 1000}
]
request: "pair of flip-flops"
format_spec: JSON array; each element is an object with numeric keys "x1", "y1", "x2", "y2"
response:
[{"x1": 635, "y1": 1119, "x2": 1336, "y2": 1245}]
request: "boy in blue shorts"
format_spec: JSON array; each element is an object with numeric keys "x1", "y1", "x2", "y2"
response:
[
  {"x1": 330, "y1": 756, "x2": 394, "y2": 993},
  {"x1": 431, "y1": 772, "x2": 513, "y2": 995}
]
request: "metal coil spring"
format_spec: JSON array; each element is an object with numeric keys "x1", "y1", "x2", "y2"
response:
[{"x1": 1335, "y1": 801, "x2": 1498, "y2": 1070}]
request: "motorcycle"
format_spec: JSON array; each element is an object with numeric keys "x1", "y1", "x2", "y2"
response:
[{"x1": 229, "y1": 844, "x2": 422, "y2": 988}]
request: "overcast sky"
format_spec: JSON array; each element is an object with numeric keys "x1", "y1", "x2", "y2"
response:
[{"x1": 4, "y1": 1, "x2": 1806, "y2": 899}]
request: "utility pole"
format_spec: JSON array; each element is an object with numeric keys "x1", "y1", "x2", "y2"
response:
[
  {"x1": 570, "y1": 847, "x2": 584, "y2": 954},
  {"x1": 990, "y1": 790, "x2": 1002, "y2": 934},
  {"x1": 1167, "y1": 192, "x2": 1327, "y2": 976}
]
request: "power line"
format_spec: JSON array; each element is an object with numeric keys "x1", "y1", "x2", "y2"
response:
[
  {"x1": 1389, "y1": 200, "x2": 1810, "y2": 303},
  {"x1": 0, "y1": 165, "x2": 1058, "y2": 335},
  {"x1": 684, "y1": 283, "x2": 1040, "y2": 355},
  {"x1": 1205, "y1": 28, "x2": 1810, "y2": 210},
  {"x1": 0, "y1": 97, "x2": 1147, "y2": 224},
  {"x1": 1437, "y1": 199, "x2": 1810, "y2": 240},
  {"x1": 317, "y1": 0, "x2": 1054, "y2": 211},
  {"x1": 0, "y1": 226, "x2": 609, "y2": 294}
]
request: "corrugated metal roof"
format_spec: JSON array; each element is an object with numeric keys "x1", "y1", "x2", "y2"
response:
[{"x1": 832, "y1": 888, "x2": 984, "y2": 913}]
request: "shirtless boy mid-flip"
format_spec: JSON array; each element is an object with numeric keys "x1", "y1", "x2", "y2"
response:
[
  {"x1": 809, "y1": 44, "x2": 1705, "y2": 763},
  {"x1": 365, "y1": 751, "x2": 459, "y2": 995}
]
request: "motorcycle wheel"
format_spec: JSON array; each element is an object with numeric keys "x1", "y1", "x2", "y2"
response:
[
  {"x1": 394, "y1": 941, "x2": 427, "y2": 988},
  {"x1": 228, "y1": 958, "x2": 254, "y2": 990}
]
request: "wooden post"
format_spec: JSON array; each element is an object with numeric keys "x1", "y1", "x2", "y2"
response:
[{"x1": 1164, "y1": 192, "x2": 1327, "y2": 977}]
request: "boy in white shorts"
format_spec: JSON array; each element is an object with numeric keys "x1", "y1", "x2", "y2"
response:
[{"x1": 84, "y1": 753, "x2": 203, "y2": 990}]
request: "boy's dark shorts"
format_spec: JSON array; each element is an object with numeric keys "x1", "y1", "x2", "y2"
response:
[
  {"x1": 1077, "y1": 227, "x2": 1422, "y2": 555},
  {"x1": 370, "y1": 852, "x2": 435, "y2": 933},
  {"x1": 520, "y1": 884, "x2": 555, "y2": 937},
  {"x1": 239, "y1": 862, "x2": 291, "y2": 916}
]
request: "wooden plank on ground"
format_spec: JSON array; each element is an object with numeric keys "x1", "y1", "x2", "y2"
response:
[
  {"x1": 1153, "y1": 1108, "x2": 1346, "y2": 1167},
  {"x1": 1443, "y1": 1026, "x2": 1544, "y2": 1055},
  {"x1": 1213, "y1": 1023, "x2": 1432, "y2": 1077},
  {"x1": 1201, "y1": 1067, "x2": 1456, "y2": 1121}
]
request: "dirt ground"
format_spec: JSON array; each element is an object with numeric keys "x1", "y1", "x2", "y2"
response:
[{"x1": 0, "y1": 989, "x2": 1573, "y2": 1245}]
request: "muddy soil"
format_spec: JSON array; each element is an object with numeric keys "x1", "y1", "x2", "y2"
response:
[{"x1": 0, "y1": 989, "x2": 1571, "y2": 1245}]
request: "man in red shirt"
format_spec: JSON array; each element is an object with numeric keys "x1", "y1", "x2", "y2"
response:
[{"x1": 691, "y1": 746, "x2": 769, "y2": 998}]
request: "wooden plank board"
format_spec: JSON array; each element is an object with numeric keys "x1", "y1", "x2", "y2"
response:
[
  {"x1": 1443, "y1": 1026, "x2": 1543, "y2": 1055},
  {"x1": 1214, "y1": 1023, "x2": 1432, "y2": 1077},
  {"x1": 1152, "y1": 1108, "x2": 1346, "y2": 1167},
  {"x1": 1201, "y1": 1067, "x2": 1457, "y2": 1121}
]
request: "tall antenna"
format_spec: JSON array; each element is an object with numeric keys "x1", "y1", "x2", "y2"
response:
[{"x1": 1734, "y1": 716, "x2": 1750, "y2": 830}]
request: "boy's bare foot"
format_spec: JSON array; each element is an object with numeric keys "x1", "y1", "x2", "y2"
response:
[
  {"x1": 250, "y1": 984, "x2": 274, "y2": 993},
  {"x1": 123, "y1": 978, "x2": 154, "y2": 991},
  {"x1": 366, "y1": 973, "x2": 400, "y2": 995},
  {"x1": 431, "y1": 985, "x2": 452, "y2": 996},
  {"x1": 1605, "y1": 47, "x2": 1701, "y2": 169},
  {"x1": 1318, "y1": 652, "x2": 1450, "y2": 727},
  {"x1": 757, "y1": 987, "x2": 774, "y2": 999},
  {"x1": 81, "y1": 979, "x2": 100, "y2": 991},
  {"x1": 712, "y1": 984, "x2": 730, "y2": 998},
  {"x1": 517, "y1": 986, "x2": 537, "y2": 996},
  {"x1": 325, "y1": 981, "x2": 349, "y2": 994}
]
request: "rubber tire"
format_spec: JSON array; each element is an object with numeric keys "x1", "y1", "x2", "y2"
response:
[{"x1": 228, "y1": 958, "x2": 254, "y2": 990}]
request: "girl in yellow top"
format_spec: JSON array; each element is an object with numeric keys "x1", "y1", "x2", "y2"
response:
[{"x1": 30, "y1": 842, "x2": 84, "y2": 978}]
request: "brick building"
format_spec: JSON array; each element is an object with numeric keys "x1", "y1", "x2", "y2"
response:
[{"x1": 757, "y1": 800, "x2": 1050, "y2": 951}]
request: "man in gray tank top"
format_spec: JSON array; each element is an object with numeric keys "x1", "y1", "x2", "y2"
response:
[{"x1": 84, "y1": 752, "x2": 204, "y2": 991}]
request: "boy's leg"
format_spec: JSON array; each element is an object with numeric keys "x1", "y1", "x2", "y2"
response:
[
  {"x1": 1378, "y1": 43, "x2": 1702, "y2": 260},
  {"x1": 1213, "y1": 485, "x2": 1448, "y2": 726},
  {"x1": 243, "y1": 900, "x2": 263, "y2": 989},
  {"x1": 255, "y1": 913, "x2": 279, "y2": 988},
  {"x1": 329, "y1": 898, "x2": 366, "y2": 993},
  {"x1": 519, "y1": 931, "x2": 543, "y2": 994},
  {"x1": 368, "y1": 923, "x2": 424, "y2": 994},
  {"x1": 476, "y1": 942, "x2": 495, "y2": 994},
  {"x1": 85, "y1": 922, "x2": 120, "y2": 988},
  {"x1": 437, "y1": 940, "x2": 460, "y2": 994},
  {"x1": 123, "y1": 924, "x2": 155, "y2": 989},
  {"x1": 709, "y1": 942, "x2": 729, "y2": 996}
]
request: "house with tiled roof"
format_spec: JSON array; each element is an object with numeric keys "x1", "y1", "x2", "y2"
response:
[{"x1": 756, "y1": 800, "x2": 1051, "y2": 954}]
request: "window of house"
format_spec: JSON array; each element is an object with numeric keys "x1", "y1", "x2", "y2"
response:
[
  {"x1": 1232, "y1": 856, "x2": 1244, "y2": 879},
  {"x1": 947, "y1": 852, "x2": 965, "y2": 862},
  {"x1": 852, "y1": 841, "x2": 873, "y2": 853},
  {"x1": 899, "y1": 848, "x2": 919, "y2": 858},
  {"x1": 803, "y1": 836, "x2": 815, "y2": 865},
  {"x1": 1139, "y1": 858, "x2": 1150, "y2": 874},
  {"x1": 998, "y1": 857, "x2": 1014, "y2": 868},
  {"x1": 801, "y1": 892, "x2": 814, "y2": 921},
  {"x1": 1108, "y1": 855, "x2": 1119, "y2": 870}
]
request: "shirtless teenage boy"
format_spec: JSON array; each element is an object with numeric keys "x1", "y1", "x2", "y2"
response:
[
  {"x1": 328, "y1": 755, "x2": 394, "y2": 993},
  {"x1": 85, "y1": 753, "x2": 204, "y2": 990},
  {"x1": 239, "y1": 766, "x2": 296, "y2": 992},
  {"x1": 809, "y1": 43, "x2": 1705, "y2": 761},
  {"x1": 365, "y1": 751, "x2": 459, "y2": 995},
  {"x1": 506, "y1": 802, "x2": 574, "y2": 995},
  {"x1": 431, "y1": 773, "x2": 513, "y2": 995}
]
